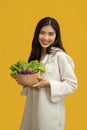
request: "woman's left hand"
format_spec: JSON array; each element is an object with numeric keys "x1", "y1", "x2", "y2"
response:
[{"x1": 32, "y1": 76, "x2": 50, "y2": 89}]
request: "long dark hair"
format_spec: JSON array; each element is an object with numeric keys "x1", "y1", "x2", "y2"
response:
[{"x1": 28, "y1": 17, "x2": 66, "y2": 62}]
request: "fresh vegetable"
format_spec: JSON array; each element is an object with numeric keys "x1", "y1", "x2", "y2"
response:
[{"x1": 10, "y1": 60, "x2": 46, "y2": 78}]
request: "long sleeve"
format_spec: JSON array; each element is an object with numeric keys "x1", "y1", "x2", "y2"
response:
[{"x1": 49, "y1": 52, "x2": 78, "y2": 102}]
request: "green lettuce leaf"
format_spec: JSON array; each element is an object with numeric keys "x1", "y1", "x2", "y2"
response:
[{"x1": 10, "y1": 60, "x2": 46, "y2": 78}]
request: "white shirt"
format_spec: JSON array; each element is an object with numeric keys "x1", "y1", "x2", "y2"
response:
[{"x1": 20, "y1": 47, "x2": 78, "y2": 130}]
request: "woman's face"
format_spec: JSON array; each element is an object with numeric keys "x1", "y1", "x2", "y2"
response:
[{"x1": 38, "y1": 25, "x2": 56, "y2": 50}]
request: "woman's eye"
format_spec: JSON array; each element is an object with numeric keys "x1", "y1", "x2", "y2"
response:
[
  {"x1": 40, "y1": 31, "x2": 45, "y2": 34},
  {"x1": 39, "y1": 31, "x2": 55, "y2": 36},
  {"x1": 48, "y1": 33, "x2": 55, "y2": 36},
  {"x1": 49, "y1": 33, "x2": 54, "y2": 35}
]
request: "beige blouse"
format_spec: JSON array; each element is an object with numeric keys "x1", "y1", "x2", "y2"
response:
[{"x1": 20, "y1": 47, "x2": 78, "y2": 130}]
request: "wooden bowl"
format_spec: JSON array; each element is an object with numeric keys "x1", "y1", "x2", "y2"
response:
[{"x1": 16, "y1": 72, "x2": 40, "y2": 86}]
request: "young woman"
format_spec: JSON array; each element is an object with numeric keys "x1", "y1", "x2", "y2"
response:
[{"x1": 16, "y1": 17, "x2": 78, "y2": 130}]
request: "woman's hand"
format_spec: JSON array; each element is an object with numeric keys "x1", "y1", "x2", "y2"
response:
[{"x1": 32, "y1": 76, "x2": 50, "y2": 89}]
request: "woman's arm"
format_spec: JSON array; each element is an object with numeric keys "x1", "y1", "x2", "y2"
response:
[{"x1": 49, "y1": 52, "x2": 78, "y2": 102}]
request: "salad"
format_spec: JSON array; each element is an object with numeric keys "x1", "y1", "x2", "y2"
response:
[{"x1": 10, "y1": 60, "x2": 46, "y2": 78}]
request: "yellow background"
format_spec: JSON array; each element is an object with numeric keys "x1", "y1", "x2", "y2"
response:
[{"x1": 0, "y1": 0, "x2": 87, "y2": 129}]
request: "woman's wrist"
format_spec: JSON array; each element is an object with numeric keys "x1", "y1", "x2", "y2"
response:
[{"x1": 45, "y1": 80, "x2": 50, "y2": 88}]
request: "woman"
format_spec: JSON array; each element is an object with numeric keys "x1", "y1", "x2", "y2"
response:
[{"x1": 16, "y1": 17, "x2": 78, "y2": 130}]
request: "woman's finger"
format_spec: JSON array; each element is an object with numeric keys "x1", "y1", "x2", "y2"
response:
[
  {"x1": 32, "y1": 82, "x2": 40, "y2": 88},
  {"x1": 37, "y1": 76, "x2": 43, "y2": 81}
]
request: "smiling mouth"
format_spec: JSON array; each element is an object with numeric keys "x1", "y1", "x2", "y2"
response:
[
  {"x1": 41, "y1": 40, "x2": 49, "y2": 44},
  {"x1": 42, "y1": 42, "x2": 48, "y2": 45}
]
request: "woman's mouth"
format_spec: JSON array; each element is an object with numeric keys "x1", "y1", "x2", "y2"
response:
[{"x1": 41, "y1": 40, "x2": 49, "y2": 45}]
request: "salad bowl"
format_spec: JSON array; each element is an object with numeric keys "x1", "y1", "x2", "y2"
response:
[
  {"x1": 16, "y1": 71, "x2": 40, "y2": 86},
  {"x1": 10, "y1": 60, "x2": 46, "y2": 86}
]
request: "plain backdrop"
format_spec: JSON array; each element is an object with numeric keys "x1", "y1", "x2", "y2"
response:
[{"x1": 0, "y1": 0, "x2": 87, "y2": 130}]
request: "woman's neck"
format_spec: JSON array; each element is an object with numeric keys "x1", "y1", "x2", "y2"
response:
[{"x1": 41, "y1": 48, "x2": 46, "y2": 56}]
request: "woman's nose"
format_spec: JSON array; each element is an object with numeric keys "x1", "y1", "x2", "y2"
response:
[{"x1": 44, "y1": 34, "x2": 49, "y2": 40}]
